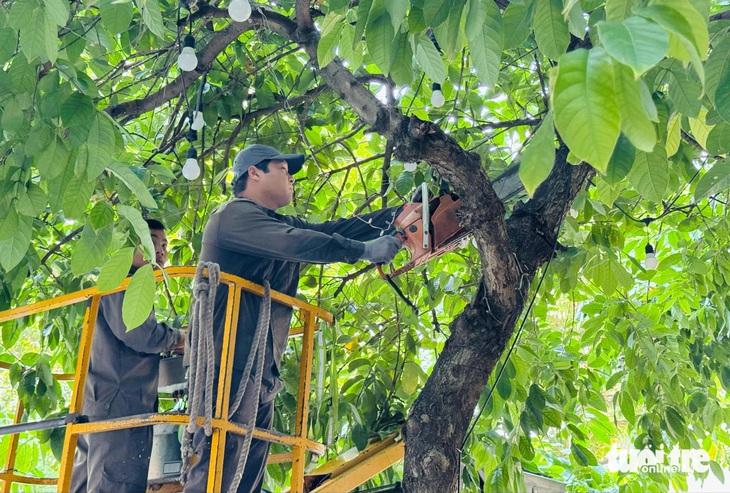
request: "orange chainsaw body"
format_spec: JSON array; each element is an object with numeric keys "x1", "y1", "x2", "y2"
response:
[{"x1": 380, "y1": 194, "x2": 469, "y2": 278}]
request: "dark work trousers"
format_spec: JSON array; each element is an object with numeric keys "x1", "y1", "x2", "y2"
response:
[
  {"x1": 183, "y1": 368, "x2": 279, "y2": 493},
  {"x1": 70, "y1": 423, "x2": 153, "y2": 493}
]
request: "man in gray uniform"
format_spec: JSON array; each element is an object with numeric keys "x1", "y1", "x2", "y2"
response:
[
  {"x1": 71, "y1": 219, "x2": 185, "y2": 493},
  {"x1": 183, "y1": 144, "x2": 403, "y2": 493}
]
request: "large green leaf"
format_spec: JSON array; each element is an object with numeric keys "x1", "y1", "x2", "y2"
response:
[
  {"x1": 605, "y1": 0, "x2": 636, "y2": 21},
  {"x1": 97, "y1": 247, "x2": 135, "y2": 292},
  {"x1": 415, "y1": 33, "x2": 445, "y2": 85},
  {"x1": 422, "y1": 0, "x2": 451, "y2": 27},
  {"x1": 385, "y1": 0, "x2": 407, "y2": 29},
  {"x1": 16, "y1": 183, "x2": 47, "y2": 216},
  {"x1": 107, "y1": 161, "x2": 158, "y2": 209},
  {"x1": 614, "y1": 63, "x2": 656, "y2": 152},
  {"x1": 70, "y1": 223, "x2": 112, "y2": 276},
  {"x1": 0, "y1": 213, "x2": 32, "y2": 271},
  {"x1": 390, "y1": 31, "x2": 414, "y2": 86},
  {"x1": 317, "y1": 12, "x2": 345, "y2": 69},
  {"x1": 365, "y1": 12, "x2": 395, "y2": 75},
  {"x1": 135, "y1": 0, "x2": 166, "y2": 39},
  {"x1": 552, "y1": 48, "x2": 620, "y2": 173},
  {"x1": 668, "y1": 71, "x2": 702, "y2": 118},
  {"x1": 533, "y1": 0, "x2": 569, "y2": 60},
  {"x1": 34, "y1": 137, "x2": 70, "y2": 181},
  {"x1": 503, "y1": 0, "x2": 534, "y2": 49},
  {"x1": 465, "y1": 0, "x2": 502, "y2": 88},
  {"x1": 706, "y1": 123, "x2": 730, "y2": 155},
  {"x1": 0, "y1": 203, "x2": 20, "y2": 242},
  {"x1": 705, "y1": 36, "x2": 730, "y2": 107},
  {"x1": 83, "y1": 112, "x2": 117, "y2": 180},
  {"x1": 20, "y1": 9, "x2": 57, "y2": 63},
  {"x1": 628, "y1": 149, "x2": 668, "y2": 203},
  {"x1": 99, "y1": 0, "x2": 134, "y2": 34},
  {"x1": 519, "y1": 112, "x2": 555, "y2": 197},
  {"x1": 63, "y1": 173, "x2": 94, "y2": 219},
  {"x1": 122, "y1": 263, "x2": 156, "y2": 330},
  {"x1": 604, "y1": 133, "x2": 635, "y2": 185},
  {"x1": 695, "y1": 159, "x2": 730, "y2": 201},
  {"x1": 635, "y1": 2, "x2": 707, "y2": 64},
  {"x1": 715, "y1": 69, "x2": 730, "y2": 123},
  {"x1": 89, "y1": 201, "x2": 115, "y2": 230},
  {"x1": 597, "y1": 17, "x2": 669, "y2": 77},
  {"x1": 432, "y1": 0, "x2": 466, "y2": 58},
  {"x1": 42, "y1": 0, "x2": 69, "y2": 26},
  {"x1": 0, "y1": 28, "x2": 18, "y2": 65},
  {"x1": 117, "y1": 205, "x2": 155, "y2": 261}
]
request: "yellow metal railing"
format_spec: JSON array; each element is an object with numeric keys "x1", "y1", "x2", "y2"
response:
[{"x1": 0, "y1": 266, "x2": 333, "y2": 493}]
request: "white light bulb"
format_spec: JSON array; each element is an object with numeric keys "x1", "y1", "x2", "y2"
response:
[
  {"x1": 190, "y1": 111, "x2": 205, "y2": 131},
  {"x1": 228, "y1": 0, "x2": 252, "y2": 22},
  {"x1": 182, "y1": 158, "x2": 201, "y2": 180},
  {"x1": 644, "y1": 253, "x2": 658, "y2": 270},
  {"x1": 431, "y1": 89, "x2": 445, "y2": 108},
  {"x1": 403, "y1": 162, "x2": 417, "y2": 172},
  {"x1": 178, "y1": 47, "x2": 198, "y2": 72}
]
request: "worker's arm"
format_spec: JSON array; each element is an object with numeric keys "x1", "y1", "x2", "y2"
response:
[
  {"x1": 215, "y1": 201, "x2": 366, "y2": 264},
  {"x1": 100, "y1": 292, "x2": 184, "y2": 354},
  {"x1": 295, "y1": 206, "x2": 403, "y2": 242}
]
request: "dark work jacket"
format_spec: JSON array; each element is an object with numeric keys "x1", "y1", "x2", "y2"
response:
[
  {"x1": 199, "y1": 199, "x2": 399, "y2": 388},
  {"x1": 83, "y1": 289, "x2": 184, "y2": 418}
]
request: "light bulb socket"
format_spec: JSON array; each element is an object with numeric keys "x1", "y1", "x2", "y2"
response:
[
  {"x1": 432, "y1": 82, "x2": 442, "y2": 91},
  {"x1": 645, "y1": 243, "x2": 655, "y2": 254},
  {"x1": 186, "y1": 129, "x2": 198, "y2": 142},
  {"x1": 182, "y1": 34, "x2": 196, "y2": 49},
  {"x1": 186, "y1": 147, "x2": 198, "y2": 159}
]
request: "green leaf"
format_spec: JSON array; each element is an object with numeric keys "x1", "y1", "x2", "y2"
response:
[
  {"x1": 317, "y1": 12, "x2": 345, "y2": 69},
  {"x1": 664, "y1": 406, "x2": 686, "y2": 439},
  {"x1": 20, "y1": 9, "x2": 57, "y2": 63},
  {"x1": 465, "y1": 0, "x2": 502, "y2": 88},
  {"x1": 432, "y1": 0, "x2": 466, "y2": 58},
  {"x1": 394, "y1": 171, "x2": 414, "y2": 196},
  {"x1": 365, "y1": 12, "x2": 395, "y2": 75},
  {"x1": 2, "y1": 322, "x2": 23, "y2": 351},
  {"x1": 695, "y1": 159, "x2": 730, "y2": 201},
  {"x1": 715, "y1": 69, "x2": 730, "y2": 123},
  {"x1": 533, "y1": 0, "x2": 569, "y2": 60},
  {"x1": 400, "y1": 361, "x2": 421, "y2": 395},
  {"x1": 107, "y1": 162, "x2": 157, "y2": 209},
  {"x1": 42, "y1": 0, "x2": 69, "y2": 26},
  {"x1": 628, "y1": 149, "x2": 668, "y2": 203},
  {"x1": 552, "y1": 48, "x2": 620, "y2": 173},
  {"x1": 353, "y1": 0, "x2": 374, "y2": 48},
  {"x1": 422, "y1": 0, "x2": 451, "y2": 27},
  {"x1": 634, "y1": 2, "x2": 707, "y2": 63},
  {"x1": 71, "y1": 223, "x2": 112, "y2": 276},
  {"x1": 665, "y1": 112, "x2": 681, "y2": 157},
  {"x1": 605, "y1": 0, "x2": 636, "y2": 21},
  {"x1": 705, "y1": 36, "x2": 730, "y2": 107},
  {"x1": 519, "y1": 112, "x2": 555, "y2": 197},
  {"x1": 135, "y1": 0, "x2": 166, "y2": 39},
  {"x1": 99, "y1": 0, "x2": 133, "y2": 34},
  {"x1": 415, "y1": 34, "x2": 445, "y2": 85},
  {"x1": 385, "y1": 0, "x2": 407, "y2": 29},
  {"x1": 122, "y1": 263, "x2": 155, "y2": 330},
  {"x1": 668, "y1": 71, "x2": 702, "y2": 118},
  {"x1": 571, "y1": 441, "x2": 597, "y2": 466},
  {"x1": 16, "y1": 183, "x2": 47, "y2": 216},
  {"x1": 61, "y1": 92, "x2": 94, "y2": 129},
  {"x1": 0, "y1": 204, "x2": 20, "y2": 242},
  {"x1": 83, "y1": 112, "x2": 117, "y2": 180},
  {"x1": 598, "y1": 17, "x2": 669, "y2": 77},
  {"x1": 518, "y1": 435, "x2": 535, "y2": 460},
  {"x1": 34, "y1": 137, "x2": 70, "y2": 181},
  {"x1": 63, "y1": 173, "x2": 94, "y2": 219},
  {"x1": 98, "y1": 247, "x2": 135, "y2": 292},
  {"x1": 618, "y1": 390, "x2": 635, "y2": 424},
  {"x1": 339, "y1": 24, "x2": 363, "y2": 69},
  {"x1": 89, "y1": 201, "x2": 115, "y2": 230},
  {"x1": 706, "y1": 123, "x2": 730, "y2": 155},
  {"x1": 0, "y1": 28, "x2": 18, "y2": 65},
  {"x1": 0, "y1": 213, "x2": 32, "y2": 271},
  {"x1": 688, "y1": 109, "x2": 713, "y2": 150},
  {"x1": 615, "y1": 63, "x2": 656, "y2": 152},
  {"x1": 605, "y1": 133, "x2": 635, "y2": 185},
  {"x1": 117, "y1": 204, "x2": 155, "y2": 261},
  {"x1": 503, "y1": 0, "x2": 534, "y2": 49},
  {"x1": 390, "y1": 32, "x2": 413, "y2": 86}
]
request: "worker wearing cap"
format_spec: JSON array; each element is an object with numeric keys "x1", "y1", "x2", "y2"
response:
[{"x1": 183, "y1": 144, "x2": 403, "y2": 493}]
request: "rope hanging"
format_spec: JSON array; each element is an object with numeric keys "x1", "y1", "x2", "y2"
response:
[{"x1": 180, "y1": 261, "x2": 220, "y2": 484}]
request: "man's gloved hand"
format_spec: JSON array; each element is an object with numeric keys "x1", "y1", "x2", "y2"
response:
[{"x1": 360, "y1": 236, "x2": 403, "y2": 264}]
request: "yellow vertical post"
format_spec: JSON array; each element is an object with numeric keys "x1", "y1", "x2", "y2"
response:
[
  {"x1": 57, "y1": 294, "x2": 100, "y2": 493},
  {"x1": 291, "y1": 310, "x2": 316, "y2": 493},
  {"x1": 207, "y1": 280, "x2": 241, "y2": 493},
  {"x1": 0, "y1": 402, "x2": 25, "y2": 493}
]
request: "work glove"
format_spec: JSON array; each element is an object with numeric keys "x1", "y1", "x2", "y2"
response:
[{"x1": 360, "y1": 236, "x2": 403, "y2": 264}]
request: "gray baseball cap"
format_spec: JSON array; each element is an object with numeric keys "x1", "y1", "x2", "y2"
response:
[{"x1": 232, "y1": 144, "x2": 306, "y2": 183}]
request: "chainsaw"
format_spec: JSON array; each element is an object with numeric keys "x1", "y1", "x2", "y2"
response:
[{"x1": 378, "y1": 183, "x2": 469, "y2": 280}]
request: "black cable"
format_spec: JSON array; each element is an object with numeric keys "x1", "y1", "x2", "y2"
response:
[{"x1": 462, "y1": 237, "x2": 560, "y2": 448}]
